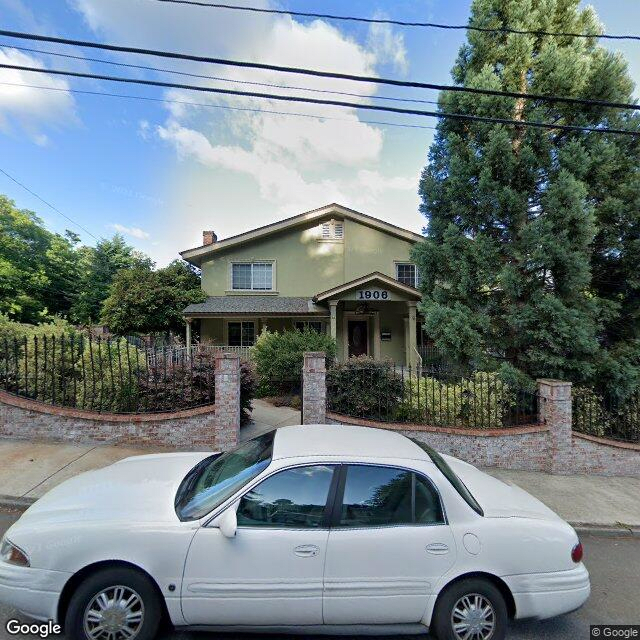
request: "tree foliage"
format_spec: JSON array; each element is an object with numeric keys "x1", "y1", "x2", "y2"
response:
[
  {"x1": 0, "y1": 196, "x2": 83, "y2": 323},
  {"x1": 70, "y1": 235, "x2": 153, "y2": 326},
  {"x1": 0, "y1": 194, "x2": 203, "y2": 337},
  {"x1": 413, "y1": 0, "x2": 640, "y2": 395},
  {"x1": 100, "y1": 260, "x2": 206, "y2": 335}
]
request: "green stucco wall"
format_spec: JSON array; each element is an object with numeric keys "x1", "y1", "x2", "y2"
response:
[{"x1": 199, "y1": 215, "x2": 416, "y2": 297}]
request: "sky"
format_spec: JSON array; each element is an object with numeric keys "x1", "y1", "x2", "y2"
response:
[{"x1": 0, "y1": 0, "x2": 638, "y2": 266}]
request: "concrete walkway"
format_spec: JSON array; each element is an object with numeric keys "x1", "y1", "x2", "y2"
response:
[{"x1": 240, "y1": 398, "x2": 301, "y2": 440}]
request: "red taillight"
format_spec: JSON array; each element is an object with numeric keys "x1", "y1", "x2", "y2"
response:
[{"x1": 571, "y1": 542, "x2": 583, "y2": 563}]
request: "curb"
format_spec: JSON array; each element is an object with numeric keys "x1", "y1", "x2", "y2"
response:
[
  {"x1": 0, "y1": 494, "x2": 36, "y2": 510},
  {"x1": 0, "y1": 495, "x2": 638, "y2": 537}
]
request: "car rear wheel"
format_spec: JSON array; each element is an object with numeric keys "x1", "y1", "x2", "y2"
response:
[
  {"x1": 64, "y1": 567, "x2": 162, "y2": 640},
  {"x1": 432, "y1": 578, "x2": 507, "y2": 640}
]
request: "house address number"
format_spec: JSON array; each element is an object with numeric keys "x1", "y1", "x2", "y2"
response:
[{"x1": 357, "y1": 288, "x2": 389, "y2": 300}]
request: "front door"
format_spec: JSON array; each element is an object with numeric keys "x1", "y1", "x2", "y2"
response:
[
  {"x1": 323, "y1": 464, "x2": 456, "y2": 624},
  {"x1": 181, "y1": 464, "x2": 337, "y2": 626},
  {"x1": 348, "y1": 320, "x2": 368, "y2": 357}
]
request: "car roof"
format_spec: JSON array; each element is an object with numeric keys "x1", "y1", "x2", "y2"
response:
[{"x1": 271, "y1": 424, "x2": 427, "y2": 461}]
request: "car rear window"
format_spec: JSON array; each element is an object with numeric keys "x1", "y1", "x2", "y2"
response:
[{"x1": 410, "y1": 438, "x2": 484, "y2": 516}]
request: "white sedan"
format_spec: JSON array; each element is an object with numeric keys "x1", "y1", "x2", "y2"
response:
[{"x1": 0, "y1": 425, "x2": 589, "y2": 640}]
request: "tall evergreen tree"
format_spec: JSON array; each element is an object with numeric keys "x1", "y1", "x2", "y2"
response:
[{"x1": 413, "y1": 0, "x2": 639, "y2": 392}]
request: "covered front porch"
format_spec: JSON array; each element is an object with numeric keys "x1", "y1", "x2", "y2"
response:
[
  {"x1": 316, "y1": 272, "x2": 423, "y2": 368},
  {"x1": 183, "y1": 273, "x2": 424, "y2": 367}
]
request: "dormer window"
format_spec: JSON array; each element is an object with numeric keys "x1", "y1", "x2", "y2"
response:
[{"x1": 320, "y1": 220, "x2": 344, "y2": 241}]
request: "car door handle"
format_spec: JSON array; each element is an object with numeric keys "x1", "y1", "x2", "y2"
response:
[
  {"x1": 294, "y1": 544, "x2": 319, "y2": 557},
  {"x1": 426, "y1": 543, "x2": 450, "y2": 555}
]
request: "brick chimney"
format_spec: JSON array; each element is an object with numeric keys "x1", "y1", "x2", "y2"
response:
[{"x1": 203, "y1": 230, "x2": 217, "y2": 246}]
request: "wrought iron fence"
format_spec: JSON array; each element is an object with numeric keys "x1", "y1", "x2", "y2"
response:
[
  {"x1": 1, "y1": 334, "x2": 216, "y2": 413},
  {"x1": 573, "y1": 387, "x2": 640, "y2": 443},
  {"x1": 326, "y1": 360, "x2": 539, "y2": 429}
]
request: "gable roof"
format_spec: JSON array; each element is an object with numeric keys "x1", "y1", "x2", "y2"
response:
[
  {"x1": 314, "y1": 271, "x2": 422, "y2": 302},
  {"x1": 180, "y1": 203, "x2": 424, "y2": 266}
]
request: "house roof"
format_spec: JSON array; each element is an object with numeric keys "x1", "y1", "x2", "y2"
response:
[
  {"x1": 314, "y1": 271, "x2": 422, "y2": 302},
  {"x1": 183, "y1": 296, "x2": 328, "y2": 317},
  {"x1": 180, "y1": 203, "x2": 424, "y2": 266}
]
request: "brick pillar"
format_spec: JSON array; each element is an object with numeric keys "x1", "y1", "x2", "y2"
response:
[
  {"x1": 215, "y1": 352, "x2": 240, "y2": 450},
  {"x1": 302, "y1": 351, "x2": 326, "y2": 425},
  {"x1": 537, "y1": 379, "x2": 572, "y2": 474}
]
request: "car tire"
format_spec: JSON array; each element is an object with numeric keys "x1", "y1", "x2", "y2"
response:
[
  {"x1": 64, "y1": 566, "x2": 163, "y2": 640},
  {"x1": 432, "y1": 577, "x2": 508, "y2": 640}
]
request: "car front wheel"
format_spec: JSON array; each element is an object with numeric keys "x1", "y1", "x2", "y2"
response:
[
  {"x1": 64, "y1": 567, "x2": 162, "y2": 640},
  {"x1": 432, "y1": 577, "x2": 507, "y2": 640}
]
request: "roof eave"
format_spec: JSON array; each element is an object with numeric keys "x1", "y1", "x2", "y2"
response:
[{"x1": 179, "y1": 203, "x2": 424, "y2": 264}]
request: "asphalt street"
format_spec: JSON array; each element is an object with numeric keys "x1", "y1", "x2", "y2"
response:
[{"x1": 0, "y1": 509, "x2": 638, "y2": 640}]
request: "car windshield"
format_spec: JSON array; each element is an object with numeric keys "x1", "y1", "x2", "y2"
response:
[
  {"x1": 175, "y1": 431, "x2": 275, "y2": 521},
  {"x1": 410, "y1": 438, "x2": 484, "y2": 516}
]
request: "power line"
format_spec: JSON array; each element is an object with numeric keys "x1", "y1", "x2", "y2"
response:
[
  {"x1": 0, "y1": 167, "x2": 99, "y2": 240},
  {"x1": 149, "y1": 0, "x2": 640, "y2": 41},
  {"x1": 1, "y1": 29, "x2": 638, "y2": 112},
  {"x1": 2, "y1": 62, "x2": 638, "y2": 137},
  {"x1": 0, "y1": 81, "x2": 438, "y2": 131},
  {"x1": 2, "y1": 43, "x2": 440, "y2": 106}
]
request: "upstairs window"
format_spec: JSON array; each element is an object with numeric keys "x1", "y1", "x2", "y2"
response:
[
  {"x1": 232, "y1": 262, "x2": 273, "y2": 290},
  {"x1": 320, "y1": 220, "x2": 344, "y2": 241},
  {"x1": 396, "y1": 263, "x2": 420, "y2": 288}
]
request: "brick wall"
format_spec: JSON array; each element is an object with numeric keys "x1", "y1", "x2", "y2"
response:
[
  {"x1": 328, "y1": 412, "x2": 551, "y2": 472},
  {"x1": 302, "y1": 352, "x2": 326, "y2": 425},
  {"x1": 0, "y1": 391, "x2": 219, "y2": 448},
  {"x1": 0, "y1": 353, "x2": 241, "y2": 450}
]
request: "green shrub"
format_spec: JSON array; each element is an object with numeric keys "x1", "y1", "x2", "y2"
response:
[
  {"x1": 326, "y1": 356, "x2": 404, "y2": 420},
  {"x1": 252, "y1": 329, "x2": 336, "y2": 397},
  {"x1": 0, "y1": 315, "x2": 81, "y2": 403},
  {"x1": 75, "y1": 337, "x2": 146, "y2": 411},
  {"x1": 398, "y1": 371, "x2": 515, "y2": 429},
  {"x1": 239, "y1": 359, "x2": 257, "y2": 424}
]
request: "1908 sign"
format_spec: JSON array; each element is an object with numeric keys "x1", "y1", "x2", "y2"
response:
[{"x1": 356, "y1": 288, "x2": 389, "y2": 300}]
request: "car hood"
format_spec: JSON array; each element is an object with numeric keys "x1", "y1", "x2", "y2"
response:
[
  {"x1": 15, "y1": 452, "x2": 213, "y2": 527},
  {"x1": 443, "y1": 455, "x2": 562, "y2": 521}
]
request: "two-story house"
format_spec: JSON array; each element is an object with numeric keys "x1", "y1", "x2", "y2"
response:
[{"x1": 180, "y1": 203, "x2": 426, "y2": 367}]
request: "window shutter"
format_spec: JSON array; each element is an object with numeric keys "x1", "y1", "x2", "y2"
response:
[
  {"x1": 333, "y1": 222, "x2": 344, "y2": 239},
  {"x1": 322, "y1": 222, "x2": 331, "y2": 239}
]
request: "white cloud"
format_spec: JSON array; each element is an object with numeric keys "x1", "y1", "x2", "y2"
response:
[
  {"x1": 367, "y1": 21, "x2": 409, "y2": 74},
  {"x1": 109, "y1": 223, "x2": 150, "y2": 240},
  {"x1": 70, "y1": 0, "x2": 420, "y2": 252},
  {"x1": 0, "y1": 48, "x2": 77, "y2": 144}
]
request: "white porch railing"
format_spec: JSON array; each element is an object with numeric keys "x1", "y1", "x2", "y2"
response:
[{"x1": 146, "y1": 344, "x2": 253, "y2": 366}]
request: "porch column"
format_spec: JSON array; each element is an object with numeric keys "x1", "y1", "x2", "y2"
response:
[
  {"x1": 407, "y1": 301, "x2": 418, "y2": 369},
  {"x1": 373, "y1": 311, "x2": 381, "y2": 360},
  {"x1": 329, "y1": 300, "x2": 338, "y2": 342},
  {"x1": 185, "y1": 318, "x2": 192, "y2": 354}
]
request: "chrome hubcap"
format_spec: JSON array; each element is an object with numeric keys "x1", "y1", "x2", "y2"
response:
[
  {"x1": 83, "y1": 585, "x2": 144, "y2": 640},
  {"x1": 451, "y1": 593, "x2": 496, "y2": 640}
]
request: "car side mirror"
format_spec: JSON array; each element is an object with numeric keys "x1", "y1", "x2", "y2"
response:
[{"x1": 217, "y1": 504, "x2": 238, "y2": 538}]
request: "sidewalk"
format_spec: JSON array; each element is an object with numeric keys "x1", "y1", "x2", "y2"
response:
[{"x1": 1, "y1": 423, "x2": 639, "y2": 532}]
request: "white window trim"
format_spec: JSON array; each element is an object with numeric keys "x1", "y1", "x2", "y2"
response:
[
  {"x1": 227, "y1": 259, "x2": 277, "y2": 293},
  {"x1": 394, "y1": 261, "x2": 420, "y2": 288},
  {"x1": 223, "y1": 319, "x2": 257, "y2": 347},
  {"x1": 318, "y1": 219, "x2": 345, "y2": 243}
]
